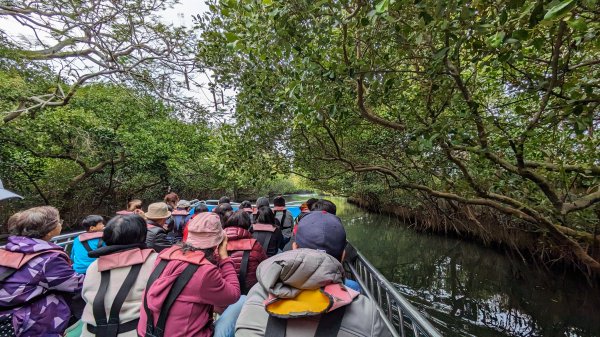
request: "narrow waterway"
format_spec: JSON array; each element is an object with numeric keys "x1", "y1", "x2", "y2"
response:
[{"x1": 287, "y1": 195, "x2": 600, "y2": 337}]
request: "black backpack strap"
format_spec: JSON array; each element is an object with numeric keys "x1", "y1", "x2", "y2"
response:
[
  {"x1": 314, "y1": 306, "x2": 347, "y2": 337},
  {"x1": 264, "y1": 306, "x2": 347, "y2": 337},
  {"x1": 82, "y1": 237, "x2": 103, "y2": 252},
  {"x1": 144, "y1": 261, "x2": 199, "y2": 337},
  {"x1": 154, "y1": 264, "x2": 199, "y2": 337},
  {"x1": 238, "y1": 250, "x2": 251, "y2": 295},
  {"x1": 0, "y1": 267, "x2": 17, "y2": 282},
  {"x1": 255, "y1": 231, "x2": 273, "y2": 255},
  {"x1": 90, "y1": 264, "x2": 143, "y2": 337},
  {"x1": 82, "y1": 240, "x2": 93, "y2": 252},
  {"x1": 143, "y1": 259, "x2": 170, "y2": 337},
  {"x1": 265, "y1": 315, "x2": 287, "y2": 337},
  {"x1": 280, "y1": 210, "x2": 290, "y2": 229}
]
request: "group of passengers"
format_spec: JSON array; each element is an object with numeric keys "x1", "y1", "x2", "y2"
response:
[{"x1": 0, "y1": 192, "x2": 392, "y2": 337}]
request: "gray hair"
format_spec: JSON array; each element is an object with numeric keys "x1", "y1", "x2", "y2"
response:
[{"x1": 8, "y1": 206, "x2": 60, "y2": 239}]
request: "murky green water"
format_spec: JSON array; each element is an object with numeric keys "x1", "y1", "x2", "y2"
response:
[{"x1": 287, "y1": 195, "x2": 600, "y2": 337}]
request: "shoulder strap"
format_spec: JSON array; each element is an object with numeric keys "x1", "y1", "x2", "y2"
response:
[
  {"x1": 91, "y1": 264, "x2": 143, "y2": 337},
  {"x1": 265, "y1": 315, "x2": 287, "y2": 337},
  {"x1": 264, "y1": 306, "x2": 347, "y2": 337},
  {"x1": 154, "y1": 263, "x2": 199, "y2": 337},
  {"x1": 143, "y1": 259, "x2": 169, "y2": 337},
  {"x1": 280, "y1": 210, "x2": 291, "y2": 229},
  {"x1": 314, "y1": 306, "x2": 347, "y2": 337},
  {"x1": 256, "y1": 231, "x2": 273, "y2": 254},
  {"x1": 83, "y1": 236, "x2": 103, "y2": 252},
  {"x1": 82, "y1": 240, "x2": 94, "y2": 253},
  {"x1": 143, "y1": 260, "x2": 199, "y2": 337},
  {"x1": 238, "y1": 250, "x2": 251, "y2": 295}
]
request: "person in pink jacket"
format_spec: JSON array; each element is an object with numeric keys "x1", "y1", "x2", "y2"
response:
[{"x1": 137, "y1": 212, "x2": 241, "y2": 337}]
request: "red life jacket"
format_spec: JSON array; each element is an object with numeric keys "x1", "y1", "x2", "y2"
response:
[
  {"x1": 142, "y1": 246, "x2": 212, "y2": 337},
  {"x1": 226, "y1": 237, "x2": 260, "y2": 295}
]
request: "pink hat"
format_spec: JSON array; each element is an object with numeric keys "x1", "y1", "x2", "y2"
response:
[{"x1": 185, "y1": 212, "x2": 225, "y2": 249}]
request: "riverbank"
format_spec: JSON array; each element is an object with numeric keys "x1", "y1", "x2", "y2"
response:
[
  {"x1": 334, "y1": 196, "x2": 600, "y2": 337},
  {"x1": 346, "y1": 196, "x2": 597, "y2": 281}
]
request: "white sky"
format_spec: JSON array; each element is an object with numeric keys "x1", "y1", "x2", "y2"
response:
[{"x1": 0, "y1": 0, "x2": 231, "y2": 115}]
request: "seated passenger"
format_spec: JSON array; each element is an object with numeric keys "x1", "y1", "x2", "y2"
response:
[
  {"x1": 295, "y1": 197, "x2": 318, "y2": 224},
  {"x1": 70, "y1": 215, "x2": 106, "y2": 274},
  {"x1": 272, "y1": 196, "x2": 294, "y2": 243},
  {"x1": 284, "y1": 198, "x2": 319, "y2": 252},
  {"x1": 80, "y1": 215, "x2": 158, "y2": 337},
  {"x1": 223, "y1": 210, "x2": 267, "y2": 294},
  {"x1": 238, "y1": 201, "x2": 254, "y2": 222},
  {"x1": 182, "y1": 203, "x2": 209, "y2": 242},
  {"x1": 235, "y1": 211, "x2": 391, "y2": 337},
  {"x1": 251, "y1": 206, "x2": 284, "y2": 257},
  {"x1": 252, "y1": 197, "x2": 270, "y2": 223},
  {"x1": 311, "y1": 198, "x2": 337, "y2": 214},
  {"x1": 254, "y1": 197, "x2": 270, "y2": 211},
  {"x1": 218, "y1": 196, "x2": 231, "y2": 205},
  {"x1": 145, "y1": 202, "x2": 172, "y2": 253},
  {"x1": 137, "y1": 212, "x2": 241, "y2": 337},
  {"x1": 168, "y1": 200, "x2": 192, "y2": 244},
  {"x1": 0, "y1": 206, "x2": 84, "y2": 337}
]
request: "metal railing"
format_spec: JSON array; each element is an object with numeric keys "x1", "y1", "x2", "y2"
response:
[
  {"x1": 345, "y1": 244, "x2": 442, "y2": 337},
  {"x1": 50, "y1": 231, "x2": 85, "y2": 251}
]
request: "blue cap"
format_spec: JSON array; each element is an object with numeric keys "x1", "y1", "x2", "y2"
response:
[{"x1": 295, "y1": 211, "x2": 346, "y2": 260}]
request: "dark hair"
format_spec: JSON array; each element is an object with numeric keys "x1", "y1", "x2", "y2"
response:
[
  {"x1": 239, "y1": 200, "x2": 252, "y2": 209},
  {"x1": 81, "y1": 215, "x2": 104, "y2": 230},
  {"x1": 311, "y1": 199, "x2": 337, "y2": 215},
  {"x1": 218, "y1": 196, "x2": 230, "y2": 204},
  {"x1": 8, "y1": 206, "x2": 60, "y2": 239},
  {"x1": 306, "y1": 198, "x2": 318, "y2": 210},
  {"x1": 179, "y1": 243, "x2": 217, "y2": 264},
  {"x1": 255, "y1": 206, "x2": 276, "y2": 225},
  {"x1": 103, "y1": 214, "x2": 147, "y2": 245},
  {"x1": 214, "y1": 203, "x2": 234, "y2": 223},
  {"x1": 193, "y1": 203, "x2": 209, "y2": 214},
  {"x1": 273, "y1": 195, "x2": 285, "y2": 207},
  {"x1": 255, "y1": 197, "x2": 270, "y2": 208},
  {"x1": 224, "y1": 210, "x2": 251, "y2": 229}
]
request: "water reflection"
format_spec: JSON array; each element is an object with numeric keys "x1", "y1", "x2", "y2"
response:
[{"x1": 318, "y1": 196, "x2": 600, "y2": 337}]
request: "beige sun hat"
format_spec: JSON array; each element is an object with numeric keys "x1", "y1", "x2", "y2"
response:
[{"x1": 145, "y1": 202, "x2": 171, "y2": 220}]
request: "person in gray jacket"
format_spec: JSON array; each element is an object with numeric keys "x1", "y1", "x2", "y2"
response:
[{"x1": 235, "y1": 211, "x2": 393, "y2": 337}]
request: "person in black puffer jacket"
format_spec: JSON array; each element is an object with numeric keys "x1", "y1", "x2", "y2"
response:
[{"x1": 145, "y1": 202, "x2": 172, "y2": 253}]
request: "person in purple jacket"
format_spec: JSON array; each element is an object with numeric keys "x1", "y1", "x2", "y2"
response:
[{"x1": 0, "y1": 206, "x2": 85, "y2": 337}]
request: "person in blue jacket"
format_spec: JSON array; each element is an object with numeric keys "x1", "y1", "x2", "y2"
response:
[{"x1": 70, "y1": 215, "x2": 105, "y2": 274}]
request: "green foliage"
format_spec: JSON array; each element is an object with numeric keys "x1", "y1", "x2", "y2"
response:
[
  {"x1": 0, "y1": 65, "x2": 219, "y2": 223},
  {"x1": 197, "y1": 0, "x2": 600, "y2": 271}
]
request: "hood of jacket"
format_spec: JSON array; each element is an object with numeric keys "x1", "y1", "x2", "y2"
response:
[
  {"x1": 225, "y1": 226, "x2": 253, "y2": 241},
  {"x1": 4, "y1": 235, "x2": 62, "y2": 253},
  {"x1": 256, "y1": 248, "x2": 344, "y2": 299}
]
